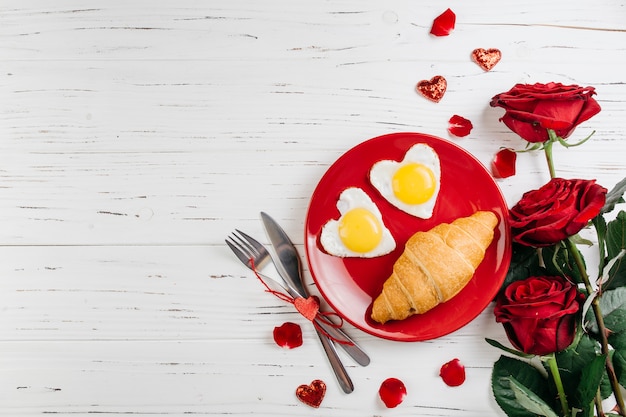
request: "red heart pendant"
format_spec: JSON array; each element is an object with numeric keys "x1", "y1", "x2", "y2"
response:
[
  {"x1": 471, "y1": 48, "x2": 501, "y2": 71},
  {"x1": 294, "y1": 296, "x2": 319, "y2": 321},
  {"x1": 416, "y1": 76, "x2": 447, "y2": 102},
  {"x1": 296, "y1": 379, "x2": 326, "y2": 408}
]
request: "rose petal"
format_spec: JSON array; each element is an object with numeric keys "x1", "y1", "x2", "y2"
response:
[
  {"x1": 491, "y1": 148, "x2": 517, "y2": 178},
  {"x1": 440, "y1": 358, "x2": 466, "y2": 386},
  {"x1": 448, "y1": 115, "x2": 473, "y2": 137},
  {"x1": 273, "y1": 322, "x2": 303, "y2": 349},
  {"x1": 430, "y1": 8, "x2": 456, "y2": 36},
  {"x1": 378, "y1": 378, "x2": 407, "y2": 408}
]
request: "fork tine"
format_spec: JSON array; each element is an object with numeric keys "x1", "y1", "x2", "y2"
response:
[
  {"x1": 236, "y1": 229, "x2": 268, "y2": 255},
  {"x1": 231, "y1": 231, "x2": 261, "y2": 260},
  {"x1": 225, "y1": 236, "x2": 254, "y2": 268}
]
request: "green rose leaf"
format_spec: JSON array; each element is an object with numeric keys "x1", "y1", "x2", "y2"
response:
[
  {"x1": 593, "y1": 214, "x2": 608, "y2": 271},
  {"x1": 601, "y1": 177, "x2": 626, "y2": 214},
  {"x1": 607, "y1": 337, "x2": 626, "y2": 398},
  {"x1": 587, "y1": 287, "x2": 626, "y2": 335},
  {"x1": 492, "y1": 355, "x2": 554, "y2": 417},
  {"x1": 541, "y1": 243, "x2": 585, "y2": 284},
  {"x1": 509, "y1": 377, "x2": 560, "y2": 417},
  {"x1": 556, "y1": 334, "x2": 603, "y2": 405},
  {"x1": 612, "y1": 348, "x2": 626, "y2": 391},
  {"x1": 609, "y1": 329, "x2": 626, "y2": 350},
  {"x1": 501, "y1": 243, "x2": 543, "y2": 293},
  {"x1": 576, "y1": 354, "x2": 607, "y2": 413},
  {"x1": 603, "y1": 211, "x2": 626, "y2": 290},
  {"x1": 486, "y1": 338, "x2": 535, "y2": 359}
]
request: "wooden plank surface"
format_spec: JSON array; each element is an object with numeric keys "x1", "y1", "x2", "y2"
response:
[{"x1": 1, "y1": 1, "x2": 625, "y2": 415}]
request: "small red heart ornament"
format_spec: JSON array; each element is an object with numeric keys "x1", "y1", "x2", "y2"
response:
[
  {"x1": 416, "y1": 76, "x2": 447, "y2": 102},
  {"x1": 294, "y1": 296, "x2": 319, "y2": 321},
  {"x1": 471, "y1": 48, "x2": 502, "y2": 71},
  {"x1": 296, "y1": 379, "x2": 326, "y2": 408}
]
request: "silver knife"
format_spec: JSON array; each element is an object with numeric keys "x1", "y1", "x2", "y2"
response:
[{"x1": 260, "y1": 212, "x2": 370, "y2": 367}]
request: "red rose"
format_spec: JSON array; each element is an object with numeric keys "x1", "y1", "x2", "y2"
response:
[
  {"x1": 494, "y1": 276, "x2": 581, "y2": 356},
  {"x1": 490, "y1": 82, "x2": 601, "y2": 143},
  {"x1": 510, "y1": 178, "x2": 607, "y2": 247}
]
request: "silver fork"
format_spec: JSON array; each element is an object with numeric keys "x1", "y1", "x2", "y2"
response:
[
  {"x1": 226, "y1": 229, "x2": 369, "y2": 363},
  {"x1": 226, "y1": 230, "x2": 363, "y2": 393}
]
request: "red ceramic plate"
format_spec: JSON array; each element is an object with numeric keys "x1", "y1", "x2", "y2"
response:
[{"x1": 304, "y1": 132, "x2": 511, "y2": 341}]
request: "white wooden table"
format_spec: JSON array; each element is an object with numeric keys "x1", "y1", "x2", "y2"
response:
[{"x1": 1, "y1": 1, "x2": 625, "y2": 415}]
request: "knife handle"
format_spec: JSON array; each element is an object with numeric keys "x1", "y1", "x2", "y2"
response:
[
  {"x1": 315, "y1": 328, "x2": 354, "y2": 394},
  {"x1": 314, "y1": 318, "x2": 370, "y2": 367}
]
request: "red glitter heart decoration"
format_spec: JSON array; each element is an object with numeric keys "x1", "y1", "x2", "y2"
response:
[
  {"x1": 471, "y1": 48, "x2": 502, "y2": 71},
  {"x1": 294, "y1": 296, "x2": 319, "y2": 321},
  {"x1": 440, "y1": 358, "x2": 466, "y2": 387},
  {"x1": 416, "y1": 76, "x2": 447, "y2": 103},
  {"x1": 296, "y1": 379, "x2": 326, "y2": 408}
]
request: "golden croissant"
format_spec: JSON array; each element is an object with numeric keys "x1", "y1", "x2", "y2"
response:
[{"x1": 371, "y1": 211, "x2": 498, "y2": 324}]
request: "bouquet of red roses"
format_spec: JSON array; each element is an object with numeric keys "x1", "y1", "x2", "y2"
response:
[{"x1": 487, "y1": 82, "x2": 626, "y2": 417}]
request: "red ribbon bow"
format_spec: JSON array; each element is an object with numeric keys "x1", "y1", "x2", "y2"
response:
[{"x1": 250, "y1": 258, "x2": 352, "y2": 345}]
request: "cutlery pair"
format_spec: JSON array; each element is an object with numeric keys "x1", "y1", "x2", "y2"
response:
[{"x1": 226, "y1": 212, "x2": 369, "y2": 393}]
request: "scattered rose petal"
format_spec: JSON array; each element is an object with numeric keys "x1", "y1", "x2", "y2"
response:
[
  {"x1": 491, "y1": 148, "x2": 517, "y2": 179},
  {"x1": 296, "y1": 379, "x2": 326, "y2": 408},
  {"x1": 416, "y1": 76, "x2": 447, "y2": 103},
  {"x1": 273, "y1": 322, "x2": 303, "y2": 349},
  {"x1": 293, "y1": 296, "x2": 319, "y2": 321},
  {"x1": 440, "y1": 358, "x2": 466, "y2": 387},
  {"x1": 448, "y1": 115, "x2": 473, "y2": 137},
  {"x1": 471, "y1": 48, "x2": 502, "y2": 71},
  {"x1": 378, "y1": 377, "x2": 407, "y2": 408},
  {"x1": 430, "y1": 8, "x2": 456, "y2": 36}
]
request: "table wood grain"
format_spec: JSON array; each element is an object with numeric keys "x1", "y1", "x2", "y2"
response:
[{"x1": 1, "y1": 1, "x2": 625, "y2": 415}]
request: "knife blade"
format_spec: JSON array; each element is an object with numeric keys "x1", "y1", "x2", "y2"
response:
[{"x1": 260, "y1": 211, "x2": 370, "y2": 367}]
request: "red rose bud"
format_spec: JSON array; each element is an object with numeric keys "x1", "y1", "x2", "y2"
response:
[
  {"x1": 430, "y1": 8, "x2": 456, "y2": 36},
  {"x1": 378, "y1": 378, "x2": 407, "y2": 408},
  {"x1": 440, "y1": 358, "x2": 466, "y2": 386},
  {"x1": 509, "y1": 178, "x2": 607, "y2": 247},
  {"x1": 448, "y1": 115, "x2": 473, "y2": 137},
  {"x1": 491, "y1": 148, "x2": 517, "y2": 178},
  {"x1": 273, "y1": 322, "x2": 303, "y2": 349},
  {"x1": 490, "y1": 82, "x2": 601, "y2": 143},
  {"x1": 494, "y1": 276, "x2": 581, "y2": 355}
]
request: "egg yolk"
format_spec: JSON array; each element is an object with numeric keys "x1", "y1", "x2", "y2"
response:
[
  {"x1": 338, "y1": 207, "x2": 383, "y2": 253},
  {"x1": 392, "y1": 163, "x2": 436, "y2": 205}
]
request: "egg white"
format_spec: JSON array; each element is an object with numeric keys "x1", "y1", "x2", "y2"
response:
[
  {"x1": 369, "y1": 143, "x2": 441, "y2": 219},
  {"x1": 320, "y1": 187, "x2": 396, "y2": 258}
]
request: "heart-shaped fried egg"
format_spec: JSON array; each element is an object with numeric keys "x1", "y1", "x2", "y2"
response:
[
  {"x1": 369, "y1": 143, "x2": 440, "y2": 219},
  {"x1": 320, "y1": 187, "x2": 395, "y2": 258}
]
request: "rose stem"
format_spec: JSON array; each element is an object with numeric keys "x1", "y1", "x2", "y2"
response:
[
  {"x1": 544, "y1": 130, "x2": 558, "y2": 179},
  {"x1": 543, "y1": 136, "x2": 625, "y2": 416},
  {"x1": 546, "y1": 354, "x2": 570, "y2": 416},
  {"x1": 595, "y1": 391, "x2": 606, "y2": 417},
  {"x1": 566, "y1": 237, "x2": 626, "y2": 416}
]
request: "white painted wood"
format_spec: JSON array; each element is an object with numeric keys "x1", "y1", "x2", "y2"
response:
[{"x1": 1, "y1": 1, "x2": 625, "y2": 415}]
